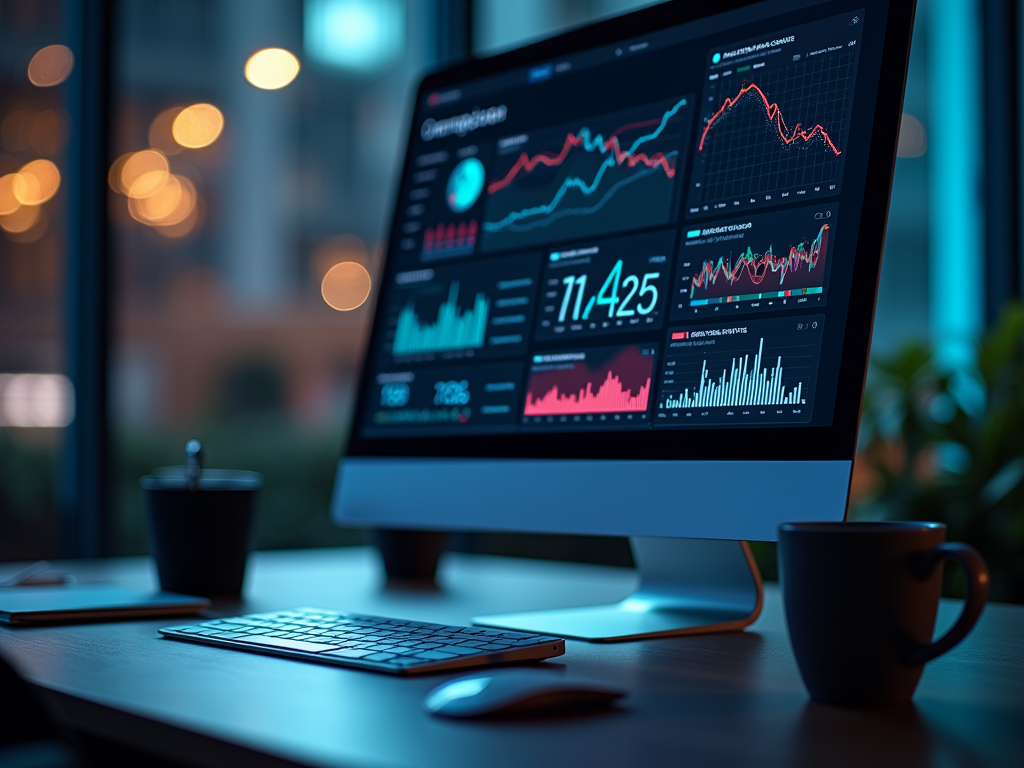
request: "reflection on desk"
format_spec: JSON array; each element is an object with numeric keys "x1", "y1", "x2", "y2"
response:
[{"x1": 1, "y1": 547, "x2": 1022, "y2": 768}]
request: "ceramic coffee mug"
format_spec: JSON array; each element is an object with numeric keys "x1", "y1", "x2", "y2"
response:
[{"x1": 778, "y1": 521, "x2": 988, "y2": 706}]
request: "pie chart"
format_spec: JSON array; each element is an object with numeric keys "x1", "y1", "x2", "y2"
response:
[{"x1": 446, "y1": 157, "x2": 485, "y2": 213}]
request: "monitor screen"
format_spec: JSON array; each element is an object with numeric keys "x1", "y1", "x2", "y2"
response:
[{"x1": 347, "y1": 0, "x2": 905, "y2": 464}]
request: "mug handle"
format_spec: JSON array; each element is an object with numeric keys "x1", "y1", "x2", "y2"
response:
[{"x1": 907, "y1": 543, "x2": 989, "y2": 666}]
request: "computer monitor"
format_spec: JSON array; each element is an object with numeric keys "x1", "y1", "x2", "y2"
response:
[{"x1": 332, "y1": 0, "x2": 917, "y2": 640}]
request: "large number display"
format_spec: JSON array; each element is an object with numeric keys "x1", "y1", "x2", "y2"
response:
[{"x1": 359, "y1": 8, "x2": 868, "y2": 437}]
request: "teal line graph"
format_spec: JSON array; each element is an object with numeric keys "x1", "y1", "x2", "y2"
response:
[
  {"x1": 483, "y1": 98, "x2": 688, "y2": 233},
  {"x1": 392, "y1": 282, "x2": 490, "y2": 356},
  {"x1": 491, "y1": 157, "x2": 675, "y2": 233}
]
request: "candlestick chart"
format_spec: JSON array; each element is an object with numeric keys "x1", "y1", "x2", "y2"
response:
[
  {"x1": 481, "y1": 97, "x2": 693, "y2": 253},
  {"x1": 690, "y1": 222, "x2": 828, "y2": 303},
  {"x1": 674, "y1": 205, "x2": 836, "y2": 318}
]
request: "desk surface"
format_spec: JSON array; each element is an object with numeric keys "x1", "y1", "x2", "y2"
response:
[{"x1": 1, "y1": 548, "x2": 1022, "y2": 768}]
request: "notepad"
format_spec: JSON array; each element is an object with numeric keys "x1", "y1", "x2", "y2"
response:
[{"x1": 0, "y1": 587, "x2": 210, "y2": 625}]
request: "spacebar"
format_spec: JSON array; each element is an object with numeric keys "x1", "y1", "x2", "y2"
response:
[{"x1": 227, "y1": 635, "x2": 342, "y2": 654}]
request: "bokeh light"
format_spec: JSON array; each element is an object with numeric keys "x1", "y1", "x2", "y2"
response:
[
  {"x1": 12, "y1": 159, "x2": 61, "y2": 205},
  {"x1": 108, "y1": 152, "x2": 133, "y2": 193},
  {"x1": 0, "y1": 174, "x2": 21, "y2": 215},
  {"x1": 245, "y1": 48, "x2": 300, "y2": 90},
  {"x1": 172, "y1": 103, "x2": 224, "y2": 148},
  {"x1": 0, "y1": 374, "x2": 75, "y2": 428},
  {"x1": 27, "y1": 45, "x2": 75, "y2": 87},
  {"x1": 4, "y1": 206, "x2": 47, "y2": 243},
  {"x1": 321, "y1": 261, "x2": 372, "y2": 311},
  {"x1": 153, "y1": 201, "x2": 199, "y2": 238},
  {"x1": 897, "y1": 113, "x2": 928, "y2": 158},
  {"x1": 148, "y1": 107, "x2": 185, "y2": 155},
  {"x1": 127, "y1": 170, "x2": 171, "y2": 199},
  {"x1": 128, "y1": 174, "x2": 196, "y2": 226},
  {"x1": 119, "y1": 150, "x2": 169, "y2": 198},
  {"x1": 0, "y1": 203, "x2": 42, "y2": 234},
  {"x1": 312, "y1": 234, "x2": 370, "y2": 283}
]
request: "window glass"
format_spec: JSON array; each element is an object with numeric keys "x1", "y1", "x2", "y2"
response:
[
  {"x1": 0, "y1": 0, "x2": 72, "y2": 560},
  {"x1": 110, "y1": 0, "x2": 436, "y2": 553}
]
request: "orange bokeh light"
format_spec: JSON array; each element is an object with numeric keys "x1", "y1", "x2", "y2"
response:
[
  {"x1": 153, "y1": 202, "x2": 199, "y2": 238},
  {"x1": 172, "y1": 103, "x2": 224, "y2": 149},
  {"x1": 12, "y1": 159, "x2": 61, "y2": 205},
  {"x1": 321, "y1": 262, "x2": 372, "y2": 311},
  {"x1": 120, "y1": 150, "x2": 169, "y2": 198},
  {"x1": 128, "y1": 174, "x2": 196, "y2": 227},
  {"x1": 0, "y1": 203, "x2": 41, "y2": 233},
  {"x1": 27, "y1": 45, "x2": 74, "y2": 87},
  {"x1": 0, "y1": 174, "x2": 21, "y2": 215}
]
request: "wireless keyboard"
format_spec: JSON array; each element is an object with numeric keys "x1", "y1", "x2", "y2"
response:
[{"x1": 160, "y1": 607, "x2": 565, "y2": 674}]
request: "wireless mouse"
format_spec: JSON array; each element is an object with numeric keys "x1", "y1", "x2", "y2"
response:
[{"x1": 423, "y1": 669, "x2": 626, "y2": 718}]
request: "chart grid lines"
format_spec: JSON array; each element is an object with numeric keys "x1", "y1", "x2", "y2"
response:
[{"x1": 696, "y1": 52, "x2": 855, "y2": 204}]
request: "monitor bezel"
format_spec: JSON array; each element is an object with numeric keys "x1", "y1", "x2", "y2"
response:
[{"x1": 344, "y1": 0, "x2": 916, "y2": 463}]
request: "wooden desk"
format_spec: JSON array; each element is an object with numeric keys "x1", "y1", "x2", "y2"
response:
[{"x1": 1, "y1": 548, "x2": 1022, "y2": 768}]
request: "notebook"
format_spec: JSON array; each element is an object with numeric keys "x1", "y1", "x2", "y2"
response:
[{"x1": 0, "y1": 586, "x2": 209, "y2": 625}]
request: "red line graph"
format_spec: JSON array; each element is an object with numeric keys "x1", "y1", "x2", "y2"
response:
[
  {"x1": 698, "y1": 82, "x2": 841, "y2": 156},
  {"x1": 488, "y1": 120, "x2": 675, "y2": 195}
]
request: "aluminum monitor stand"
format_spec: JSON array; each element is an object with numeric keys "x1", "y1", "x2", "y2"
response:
[{"x1": 474, "y1": 537, "x2": 762, "y2": 642}]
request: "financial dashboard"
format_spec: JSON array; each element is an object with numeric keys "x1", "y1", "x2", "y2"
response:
[{"x1": 355, "y1": 1, "x2": 894, "y2": 446}]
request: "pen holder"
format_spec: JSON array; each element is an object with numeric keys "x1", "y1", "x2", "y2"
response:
[{"x1": 141, "y1": 468, "x2": 262, "y2": 598}]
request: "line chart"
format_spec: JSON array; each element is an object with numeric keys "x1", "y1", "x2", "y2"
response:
[
  {"x1": 690, "y1": 223, "x2": 829, "y2": 302},
  {"x1": 672, "y1": 205, "x2": 836, "y2": 319},
  {"x1": 488, "y1": 156, "x2": 675, "y2": 234},
  {"x1": 481, "y1": 97, "x2": 692, "y2": 253},
  {"x1": 687, "y1": 47, "x2": 857, "y2": 214},
  {"x1": 488, "y1": 115, "x2": 677, "y2": 195},
  {"x1": 698, "y1": 82, "x2": 841, "y2": 156}
]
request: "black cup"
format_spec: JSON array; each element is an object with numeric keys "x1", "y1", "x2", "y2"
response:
[
  {"x1": 141, "y1": 469, "x2": 262, "y2": 598},
  {"x1": 778, "y1": 521, "x2": 988, "y2": 706}
]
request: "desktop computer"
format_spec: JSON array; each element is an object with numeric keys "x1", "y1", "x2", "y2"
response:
[
  {"x1": 164, "y1": 0, "x2": 916, "y2": 666},
  {"x1": 331, "y1": 0, "x2": 916, "y2": 641}
]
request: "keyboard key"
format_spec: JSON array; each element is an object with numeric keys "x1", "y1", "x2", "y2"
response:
[
  {"x1": 414, "y1": 650, "x2": 457, "y2": 660},
  {"x1": 365, "y1": 653, "x2": 396, "y2": 662},
  {"x1": 231, "y1": 635, "x2": 343, "y2": 654}
]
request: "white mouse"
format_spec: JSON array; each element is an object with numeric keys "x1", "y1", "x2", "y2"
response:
[{"x1": 423, "y1": 669, "x2": 626, "y2": 718}]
